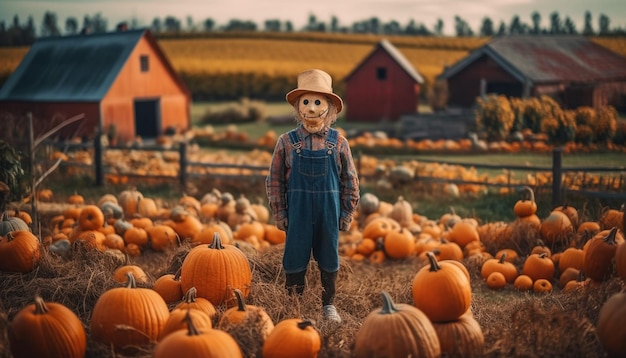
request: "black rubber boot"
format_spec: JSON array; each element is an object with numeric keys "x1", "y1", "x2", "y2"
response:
[
  {"x1": 320, "y1": 270, "x2": 338, "y2": 306},
  {"x1": 285, "y1": 270, "x2": 306, "y2": 296}
]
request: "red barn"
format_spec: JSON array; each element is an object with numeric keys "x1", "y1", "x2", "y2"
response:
[
  {"x1": 438, "y1": 35, "x2": 626, "y2": 111},
  {"x1": 344, "y1": 39, "x2": 423, "y2": 122},
  {"x1": 0, "y1": 28, "x2": 191, "y2": 144}
]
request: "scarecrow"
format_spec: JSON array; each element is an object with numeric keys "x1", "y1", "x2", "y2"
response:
[{"x1": 266, "y1": 69, "x2": 360, "y2": 323}]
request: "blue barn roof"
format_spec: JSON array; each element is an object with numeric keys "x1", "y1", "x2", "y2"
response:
[{"x1": 0, "y1": 29, "x2": 147, "y2": 102}]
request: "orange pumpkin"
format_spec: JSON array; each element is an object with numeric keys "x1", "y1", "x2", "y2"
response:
[
  {"x1": 412, "y1": 252, "x2": 472, "y2": 322},
  {"x1": 0, "y1": 230, "x2": 41, "y2": 273},
  {"x1": 78, "y1": 205, "x2": 105, "y2": 231},
  {"x1": 153, "y1": 310, "x2": 242, "y2": 358},
  {"x1": 9, "y1": 296, "x2": 86, "y2": 358},
  {"x1": 262, "y1": 319, "x2": 320, "y2": 358},
  {"x1": 180, "y1": 233, "x2": 252, "y2": 306}
]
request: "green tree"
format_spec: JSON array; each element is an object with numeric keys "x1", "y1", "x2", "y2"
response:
[
  {"x1": 41, "y1": 11, "x2": 60, "y2": 37},
  {"x1": 479, "y1": 17, "x2": 494, "y2": 36},
  {"x1": 65, "y1": 17, "x2": 78, "y2": 35},
  {"x1": 433, "y1": 18, "x2": 444, "y2": 36},
  {"x1": 563, "y1": 17, "x2": 577, "y2": 34},
  {"x1": 549, "y1": 11, "x2": 563, "y2": 34},
  {"x1": 203, "y1": 18, "x2": 214, "y2": 31},
  {"x1": 582, "y1": 11, "x2": 594, "y2": 35},
  {"x1": 599, "y1": 14, "x2": 610, "y2": 35},
  {"x1": 530, "y1": 11, "x2": 541, "y2": 34},
  {"x1": 509, "y1": 15, "x2": 523, "y2": 34}
]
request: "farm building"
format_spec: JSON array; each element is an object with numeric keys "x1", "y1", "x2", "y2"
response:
[
  {"x1": 438, "y1": 35, "x2": 626, "y2": 111},
  {"x1": 0, "y1": 28, "x2": 191, "y2": 144},
  {"x1": 343, "y1": 39, "x2": 424, "y2": 122}
]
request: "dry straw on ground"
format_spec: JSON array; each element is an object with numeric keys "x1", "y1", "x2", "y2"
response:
[{"x1": 0, "y1": 239, "x2": 623, "y2": 357}]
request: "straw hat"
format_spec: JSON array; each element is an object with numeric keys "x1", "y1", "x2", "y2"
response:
[{"x1": 286, "y1": 69, "x2": 343, "y2": 113}]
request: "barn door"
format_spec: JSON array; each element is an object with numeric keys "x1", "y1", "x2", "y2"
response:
[{"x1": 134, "y1": 98, "x2": 161, "y2": 139}]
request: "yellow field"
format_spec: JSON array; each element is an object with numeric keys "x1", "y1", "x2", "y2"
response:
[
  {"x1": 1, "y1": 33, "x2": 625, "y2": 91},
  {"x1": 159, "y1": 37, "x2": 472, "y2": 85}
]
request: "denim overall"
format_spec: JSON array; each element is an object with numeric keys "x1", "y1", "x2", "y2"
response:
[{"x1": 283, "y1": 127, "x2": 340, "y2": 274}]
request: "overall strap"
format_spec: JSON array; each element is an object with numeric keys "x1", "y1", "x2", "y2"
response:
[
  {"x1": 326, "y1": 128, "x2": 338, "y2": 149},
  {"x1": 287, "y1": 129, "x2": 302, "y2": 152}
]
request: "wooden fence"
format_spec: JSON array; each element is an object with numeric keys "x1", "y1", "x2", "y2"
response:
[{"x1": 54, "y1": 136, "x2": 626, "y2": 207}]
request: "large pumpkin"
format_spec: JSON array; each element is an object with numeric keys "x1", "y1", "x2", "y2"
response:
[
  {"x1": 412, "y1": 251, "x2": 472, "y2": 322},
  {"x1": 583, "y1": 227, "x2": 621, "y2": 282},
  {"x1": 90, "y1": 272, "x2": 170, "y2": 352},
  {"x1": 180, "y1": 232, "x2": 252, "y2": 306},
  {"x1": 9, "y1": 296, "x2": 86, "y2": 358},
  {"x1": 353, "y1": 290, "x2": 441, "y2": 357},
  {"x1": 0, "y1": 230, "x2": 41, "y2": 273},
  {"x1": 596, "y1": 289, "x2": 626, "y2": 357}
]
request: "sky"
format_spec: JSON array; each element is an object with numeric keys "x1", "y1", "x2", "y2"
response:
[{"x1": 1, "y1": 0, "x2": 625, "y2": 36}]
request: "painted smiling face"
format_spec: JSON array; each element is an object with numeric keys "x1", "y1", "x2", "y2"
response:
[{"x1": 298, "y1": 93, "x2": 330, "y2": 133}]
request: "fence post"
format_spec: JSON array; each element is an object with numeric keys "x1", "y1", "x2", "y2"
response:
[
  {"x1": 179, "y1": 142, "x2": 187, "y2": 188},
  {"x1": 552, "y1": 147, "x2": 562, "y2": 207},
  {"x1": 94, "y1": 134, "x2": 103, "y2": 186}
]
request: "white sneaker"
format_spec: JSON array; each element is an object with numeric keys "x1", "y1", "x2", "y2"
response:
[{"x1": 322, "y1": 305, "x2": 342, "y2": 324}]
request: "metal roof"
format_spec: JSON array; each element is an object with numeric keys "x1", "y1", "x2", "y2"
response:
[
  {"x1": 0, "y1": 29, "x2": 146, "y2": 102},
  {"x1": 345, "y1": 39, "x2": 424, "y2": 84},
  {"x1": 438, "y1": 35, "x2": 626, "y2": 84}
]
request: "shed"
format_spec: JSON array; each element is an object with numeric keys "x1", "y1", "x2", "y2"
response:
[
  {"x1": 438, "y1": 35, "x2": 626, "y2": 110},
  {"x1": 0, "y1": 28, "x2": 191, "y2": 143},
  {"x1": 344, "y1": 39, "x2": 424, "y2": 122}
]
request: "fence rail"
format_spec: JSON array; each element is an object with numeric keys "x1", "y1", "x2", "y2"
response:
[{"x1": 49, "y1": 137, "x2": 626, "y2": 205}]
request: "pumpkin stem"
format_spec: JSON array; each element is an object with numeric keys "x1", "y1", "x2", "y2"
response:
[
  {"x1": 183, "y1": 287, "x2": 198, "y2": 303},
  {"x1": 233, "y1": 289, "x2": 247, "y2": 312},
  {"x1": 184, "y1": 309, "x2": 201, "y2": 336},
  {"x1": 604, "y1": 227, "x2": 619, "y2": 245},
  {"x1": 209, "y1": 232, "x2": 224, "y2": 250},
  {"x1": 33, "y1": 296, "x2": 49, "y2": 315},
  {"x1": 521, "y1": 186, "x2": 535, "y2": 203},
  {"x1": 426, "y1": 251, "x2": 441, "y2": 272},
  {"x1": 296, "y1": 320, "x2": 315, "y2": 330},
  {"x1": 498, "y1": 252, "x2": 507, "y2": 264},
  {"x1": 125, "y1": 271, "x2": 137, "y2": 288},
  {"x1": 379, "y1": 291, "x2": 398, "y2": 315}
]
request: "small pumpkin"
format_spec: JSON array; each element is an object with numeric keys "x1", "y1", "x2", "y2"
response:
[
  {"x1": 9, "y1": 296, "x2": 87, "y2": 358},
  {"x1": 158, "y1": 307, "x2": 213, "y2": 341},
  {"x1": 218, "y1": 288, "x2": 274, "y2": 356},
  {"x1": 0, "y1": 230, "x2": 41, "y2": 273},
  {"x1": 353, "y1": 290, "x2": 441, "y2": 358},
  {"x1": 513, "y1": 186, "x2": 538, "y2": 218},
  {"x1": 432, "y1": 310, "x2": 484, "y2": 358},
  {"x1": 262, "y1": 319, "x2": 320, "y2": 358},
  {"x1": 78, "y1": 205, "x2": 105, "y2": 231},
  {"x1": 0, "y1": 211, "x2": 29, "y2": 236},
  {"x1": 522, "y1": 253, "x2": 555, "y2": 282},
  {"x1": 175, "y1": 287, "x2": 217, "y2": 320},
  {"x1": 113, "y1": 264, "x2": 148, "y2": 284},
  {"x1": 153, "y1": 310, "x2": 242, "y2": 358},
  {"x1": 152, "y1": 270, "x2": 183, "y2": 304}
]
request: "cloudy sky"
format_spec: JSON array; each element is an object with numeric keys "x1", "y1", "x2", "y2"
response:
[{"x1": 1, "y1": 0, "x2": 624, "y2": 36}]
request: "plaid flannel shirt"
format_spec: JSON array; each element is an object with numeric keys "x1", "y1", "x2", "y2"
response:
[{"x1": 265, "y1": 125, "x2": 360, "y2": 223}]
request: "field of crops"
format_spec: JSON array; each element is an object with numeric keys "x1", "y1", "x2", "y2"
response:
[{"x1": 2, "y1": 33, "x2": 625, "y2": 94}]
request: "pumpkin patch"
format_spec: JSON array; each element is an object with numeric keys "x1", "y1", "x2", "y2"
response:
[{"x1": 0, "y1": 183, "x2": 624, "y2": 357}]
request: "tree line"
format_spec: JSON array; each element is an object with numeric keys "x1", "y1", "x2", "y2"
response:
[{"x1": 1, "y1": 9, "x2": 625, "y2": 47}]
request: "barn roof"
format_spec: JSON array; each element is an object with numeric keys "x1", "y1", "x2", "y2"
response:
[
  {"x1": 0, "y1": 29, "x2": 188, "y2": 102},
  {"x1": 345, "y1": 39, "x2": 424, "y2": 84},
  {"x1": 438, "y1": 35, "x2": 626, "y2": 84}
]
